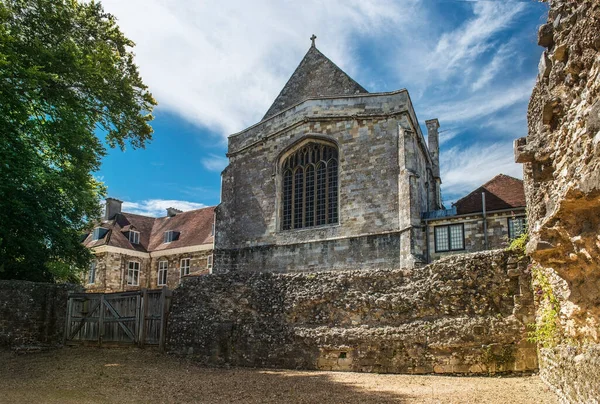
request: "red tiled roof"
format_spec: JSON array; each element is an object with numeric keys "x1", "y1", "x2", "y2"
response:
[
  {"x1": 83, "y1": 206, "x2": 215, "y2": 253},
  {"x1": 453, "y1": 174, "x2": 526, "y2": 215}
]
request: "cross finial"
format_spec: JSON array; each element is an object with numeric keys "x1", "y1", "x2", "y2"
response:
[{"x1": 310, "y1": 34, "x2": 317, "y2": 47}]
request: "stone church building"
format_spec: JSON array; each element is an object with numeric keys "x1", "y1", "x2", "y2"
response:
[{"x1": 214, "y1": 40, "x2": 444, "y2": 272}]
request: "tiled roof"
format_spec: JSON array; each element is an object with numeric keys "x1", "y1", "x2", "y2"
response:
[
  {"x1": 83, "y1": 206, "x2": 215, "y2": 253},
  {"x1": 263, "y1": 45, "x2": 368, "y2": 120},
  {"x1": 453, "y1": 174, "x2": 526, "y2": 215}
]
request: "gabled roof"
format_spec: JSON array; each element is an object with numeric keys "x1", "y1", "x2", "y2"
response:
[
  {"x1": 454, "y1": 174, "x2": 526, "y2": 215},
  {"x1": 83, "y1": 206, "x2": 215, "y2": 253},
  {"x1": 263, "y1": 44, "x2": 368, "y2": 119}
]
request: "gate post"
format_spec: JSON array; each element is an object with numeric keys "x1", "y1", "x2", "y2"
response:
[
  {"x1": 98, "y1": 294, "x2": 105, "y2": 346},
  {"x1": 63, "y1": 292, "x2": 73, "y2": 345},
  {"x1": 139, "y1": 288, "x2": 149, "y2": 347},
  {"x1": 158, "y1": 287, "x2": 170, "y2": 352}
]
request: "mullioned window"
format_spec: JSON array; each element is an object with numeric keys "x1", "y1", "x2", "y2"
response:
[{"x1": 281, "y1": 142, "x2": 338, "y2": 230}]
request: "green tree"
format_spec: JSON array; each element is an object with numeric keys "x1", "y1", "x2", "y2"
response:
[{"x1": 0, "y1": 0, "x2": 156, "y2": 282}]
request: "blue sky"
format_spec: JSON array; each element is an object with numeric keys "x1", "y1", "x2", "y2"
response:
[{"x1": 98, "y1": 0, "x2": 548, "y2": 216}]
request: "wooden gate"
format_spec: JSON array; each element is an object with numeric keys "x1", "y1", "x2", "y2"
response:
[{"x1": 64, "y1": 288, "x2": 171, "y2": 349}]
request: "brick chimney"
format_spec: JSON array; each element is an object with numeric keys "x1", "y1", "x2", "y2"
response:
[
  {"x1": 105, "y1": 198, "x2": 122, "y2": 220},
  {"x1": 166, "y1": 207, "x2": 183, "y2": 217},
  {"x1": 425, "y1": 119, "x2": 440, "y2": 179}
]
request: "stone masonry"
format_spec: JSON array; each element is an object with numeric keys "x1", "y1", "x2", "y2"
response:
[
  {"x1": 214, "y1": 45, "x2": 442, "y2": 273},
  {"x1": 167, "y1": 250, "x2": 538, "y2": 374},
  {"x1": 86, "y1": 250, "x2": 212, "y2": 293},
  {"x1": 0, "y1": 280, "x2": 82, "y2": 348},
  {"x1": 516, "y1": 0, "x2": 600, "y2": 401},
  {"x1": 216, "y1": 91, "x2": 441, "y2": 273},
  {"x1": 427, "y1": 211, "x2": 526, "y2": 262}
]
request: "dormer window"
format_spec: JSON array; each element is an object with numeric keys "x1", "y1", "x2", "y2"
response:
[
  {"x1": 92, "y1": 227, "x2": 108, "y2": 241},
  {"x1": 129, "y1": 230, "x2": 140, "y2": 245},
  {"x1": 164, "y1": 230, "x2": 175, "y2": 243}
]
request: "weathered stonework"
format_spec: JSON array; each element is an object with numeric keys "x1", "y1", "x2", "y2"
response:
[
  {"x1": 86, "y1": 250, "x2": 212, "y2": 292},
  {"x1": 0, "y1": 280, "x2": 82, "y2": 348},
  {"x1": 167, "y1": 250, "x2": 538, "y2": 374},
  {"x1": 427, "y1": 211, "x2": 526, "y2": 261},
  {"x1": 216, "y1": 89, "x2": 441, "y2": 273},
  {"x1": 517, "y1": 0, "x2": 600, "y2": 400}
]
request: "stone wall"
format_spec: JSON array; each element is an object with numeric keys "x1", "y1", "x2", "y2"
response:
[
  {"x1": 216, "y1": 92, "x2": 440, "y2": 273},
  {"x1": 427, "y1": 210, "x2": 526, "y2": 262},
  {"x1": 516, "y1": 0, "x2": 600, "y2": 400},
  {"x1": 86, "y1": 249, "x2": 213, "y2": 292},
  {"x1": 0, "y1": 280, "x2": 82, "y2": 348},
  {"x1": 167, "y1": 250, "x2": 538, "y2": 374}
]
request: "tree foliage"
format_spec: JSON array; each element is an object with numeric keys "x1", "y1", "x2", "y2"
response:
[{"x1": 0, "y1": 0, "x2": 156, "y2": 281}]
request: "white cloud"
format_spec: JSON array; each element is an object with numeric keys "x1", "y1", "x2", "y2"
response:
[
  {"x1": 98, "y1": 0, "x2": 541, "y2": 203},
  {"x1": 471, "y1": 41, "x2": 517, "y2": 92},
  {"x1": 121, "y1": 199, "x2": 207, "y2": 217},
  {"x1": 430, "y1": 2, "x2": 526, "y2": 78},
  {"x1": 201, "y1": 154, "x2": 228, "y2": 172},
  {"x1": 440, "y1": 142, "x2": 523, "y2": 201},
  {"x1": 426, "y1": 80, "x2": 533, "y2": 125},
  {"x1": 100, "y1": 0, "x2": 410, "y2": 136}
]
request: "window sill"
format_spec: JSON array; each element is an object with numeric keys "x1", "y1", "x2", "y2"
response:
[{"x1": 277, "y1": 223, "x2": 341, "y2": 234}]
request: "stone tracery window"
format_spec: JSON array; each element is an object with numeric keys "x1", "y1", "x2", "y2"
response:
[{"x1": 281, "y1": 142, "x2": 339, "y2": 230}]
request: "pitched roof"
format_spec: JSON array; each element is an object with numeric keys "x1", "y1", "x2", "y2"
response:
[
  {"x1": 453, "y1": 174, "x2": 526, "y2": 215},
  {"x1": 83, "y1": 206, "x2": 215, "y2": 253},
  {"x1": 263, "y1": 45, "x2": 368, "y2": 119}
]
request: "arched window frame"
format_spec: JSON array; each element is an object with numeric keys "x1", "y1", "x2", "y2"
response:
[{"x1": 277, "y1": 137, "x2": 340, "y2": 231}]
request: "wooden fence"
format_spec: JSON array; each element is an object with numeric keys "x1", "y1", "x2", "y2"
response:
[{"x1": 63, "y1": 288, "x2": 172, "y2": 349}]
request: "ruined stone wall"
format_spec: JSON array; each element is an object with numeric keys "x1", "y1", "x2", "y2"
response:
[
  {"x1": 167, "y1": 250, "x2": 537, "y2": 374},
  {"x1": 216, "y1": 92, "x2": 438, "y2": 273},
  {"x1": 428, "y1": 211, "x2": 526, "y2": 261},
  {"x1": 516, "y1": 0, "x2": 600, "y2": 400},
  {"x1": 0, "y1": 280, "x2": 82, "y2": 348}
]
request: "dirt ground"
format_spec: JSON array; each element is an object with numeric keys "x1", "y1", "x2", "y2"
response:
[{"x1": 0, "y1": 347, "x2": 557, "y2": 404}]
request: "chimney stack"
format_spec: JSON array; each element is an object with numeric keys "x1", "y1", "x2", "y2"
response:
[
  {"x1": 425, "y1": 119, "x2": 440, "y2": 179},
  {"x1": 105, "y1": 198, "x2": 123, "y2": 220},
  {"x1": 167, "y1": 207, "x2": 183, "y2": 217}
]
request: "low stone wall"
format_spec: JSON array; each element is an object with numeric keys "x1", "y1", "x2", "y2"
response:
[
  {"x1": 539, "y1": 344, "x2": 600, "y2": 404},
  {"x1": 0, "y1": 280, "x2": 82, "y2": 348},
  {"x1": 167, "y1": 250, "x2": 538, "y2": 374}
]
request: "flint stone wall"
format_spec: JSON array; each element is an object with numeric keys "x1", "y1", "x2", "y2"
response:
[
  {"x1": 539, "y1": 345, "x2": 600, "y2": 403},
  {"x1": 0, "y1": 280, "x2": 82, "y2": 348},
  {"x1": 517, "y1": 0, "x2": 600, "y2": 400},
  {"x1": 167, "y1": 250, "x2": 538, "y2": 374}
]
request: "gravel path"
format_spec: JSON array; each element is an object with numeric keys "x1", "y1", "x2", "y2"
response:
[{"x1": 0, "y1": 347, "x2": 557, "y2": 403}]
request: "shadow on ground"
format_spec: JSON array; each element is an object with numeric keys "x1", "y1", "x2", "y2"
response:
[
  {"x1": 0, "y1": 347, "x2": 556, "y2": 404},
  {"x1": 0, "y1": 347, "x2": 405, "y2": 403}
]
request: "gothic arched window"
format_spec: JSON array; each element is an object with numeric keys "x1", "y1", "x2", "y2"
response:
[{"x1": 281, "y1": 142, "x2": 339, "y2": 230}]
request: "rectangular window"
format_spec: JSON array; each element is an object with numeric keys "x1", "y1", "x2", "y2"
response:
[
  {"x1": 127, "y1": 261, "x2": 140, "y2": 286},
  {"x1": 164, "y1": 230, "x2": 174, "y2": 243},
  {"x1": 180, "y1": 258, "x2": 190, "y2": 278},
  {"x1": 434, "y1": 223, "x2": 465, "y2": 252},
  {"x1": 129, "y1": 230, "x2": 140, "y2": 245},
  {"x1": 88, "y1": 260, "x2": 97, "y2": 284},
  {"x1": 92, "y1": 227, "x2": 107, "y2": 241},
  {"x1": 157, "y1": 261, "x2": 168, "y2": 286},
  {"x1": 207, "y1": 255, "x2": 213, "y2": 270},
  {"x1": 508, "y1": 217, "x2": 527, "y2": 240}
]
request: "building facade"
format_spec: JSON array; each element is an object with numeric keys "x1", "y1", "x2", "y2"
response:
[
  {"x1": 214, "y1": 42, "x2": 443, "y2": 273},
  {"x1": 82, "y1": 198, "x2": 215, "y2": 292},
  {"x1": 424, "y1": 174, "x2": 527, "y2": 262}
]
